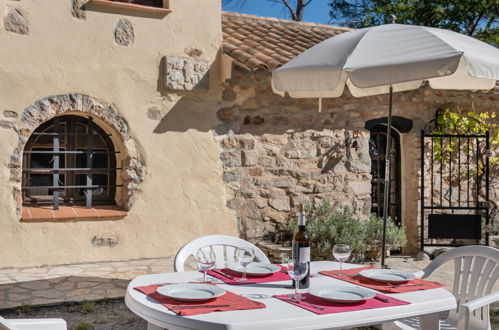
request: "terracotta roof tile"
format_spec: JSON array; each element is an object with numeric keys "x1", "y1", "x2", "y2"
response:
[
  {"x1": 229, "y1": 49, "x2": 254, "y2": 64},
  {"x1": 222, "y1": 11, "x2": 350, "y2": 71},
  {"x1": 222, "y1": 12, "x2": 499, "y2": 94},
  {"x1": 222, "y1": 43, "x2": 238, "y2": 54}
]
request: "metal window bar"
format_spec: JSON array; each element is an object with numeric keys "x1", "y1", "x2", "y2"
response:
[
  {"x1": 31, "y1": 132, "x2": 112, "y2": 136},
  {"x1": 23, "y1": 168, "x2": 122, "y2": 172},
  {"x1": 86, "y1": 117, "x2": 93, "y2": 208},
  {"x1": 23, "y1": 185, "x2": 124, "y2": 190},
  {"x1": 52, "y1": 118, "x2": 60, "y2": 210},
  {"x1": 24, "y1": 151, "x2": 118, "y2": 154}
]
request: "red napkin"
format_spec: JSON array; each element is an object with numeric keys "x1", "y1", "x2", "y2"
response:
[
  {"x1": 207, "y1": 265, "x2": 291, "y2": 285},
  {"x1": 273, "y1": 293, "x2": 410, "y2": 314},
  {"x1": 319, "y1": 266, "x2": 445, "y2": 293},
  {"x1": 134, "y1": 284, "x2": 266, "y2": 316}
]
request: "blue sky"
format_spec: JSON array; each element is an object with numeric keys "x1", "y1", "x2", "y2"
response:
[{"x1": 222, "y1": 0, "x2": 332, "y2": 25}]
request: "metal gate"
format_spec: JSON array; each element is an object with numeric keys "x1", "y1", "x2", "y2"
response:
[{"x1": 420, "y1": 109, "x2": 490, "y2": 249}]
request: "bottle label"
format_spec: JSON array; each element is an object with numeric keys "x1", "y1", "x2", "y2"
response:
[
  {"x1": 298, "y1": 211, "x2": 306, "y2": 226},
  {"x1": 299, "y1": 247, "x2": 310, "y2": 262}
]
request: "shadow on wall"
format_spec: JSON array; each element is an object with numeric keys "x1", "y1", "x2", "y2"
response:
[
  {"x1": 152, "y1": 93, "x2": 219, "y2": 134},
  {"x1": 152, "y1": 77, "x2": 325, "y2": 135},
  {"x1": 153, "y1": 55, "x2": 221, "y2": 134}
]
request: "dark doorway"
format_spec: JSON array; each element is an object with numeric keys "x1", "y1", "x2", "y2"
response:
[{"x1": 369, "y1": 124, "x2": 402, "y2": 226}]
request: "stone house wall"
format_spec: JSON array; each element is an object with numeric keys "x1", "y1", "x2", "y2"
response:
[
  {"x1": 217, "y1": 66, "x2": 498, "y2": 254},
  {"x1": 0, "y1": 0, "x2": 239, "y2": 268}
]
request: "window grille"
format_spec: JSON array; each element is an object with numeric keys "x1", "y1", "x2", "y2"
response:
[{"x1": 22, "y1": 115, "x2": 121, "y2": 210}]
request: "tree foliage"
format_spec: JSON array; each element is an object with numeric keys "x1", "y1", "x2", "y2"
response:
[
  {"x1": 223, "y1": 0, "x2": 315, "y2": 21},
  {"x1": 328, "y1": 0, "x2": 499, "y2": 45},
  {"x1": 432, "y1": 106, "x2": 498, "y2": 170}
]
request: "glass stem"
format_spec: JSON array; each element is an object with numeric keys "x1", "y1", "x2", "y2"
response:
[
  {"x1": 294, "y1": 278, "x2": 299, "y2": 299},
  {"x1": 340, "y1": 261, "x2": 343, "y2": 271},
  {"x1": 242, "y1": 266, "x2": 247, "y2": 281},
  {"x1": 203, "y1": 270, "x2": 207, "y2": 283}
]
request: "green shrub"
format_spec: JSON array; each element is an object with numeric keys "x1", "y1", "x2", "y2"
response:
[
  {"x1": 288, "y1": 200, "x2": 407, "y2": 262},
  {"x1": 19, "y1": 304, "x2": 32, "y2": 315},
  {"x1": 364, "y1": 213, "x2": 407, "y2": 249},
  {"x1": 80, "y1": 300, "x2": 95, "y2": 314}
]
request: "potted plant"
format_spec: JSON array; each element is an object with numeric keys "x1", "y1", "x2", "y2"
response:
[
  {"x1": 288, "y1": 201, "x2": 407, "y2": 262},
  {"x1": 363, "y1": 214, "x2": 407, "y2": 261}
]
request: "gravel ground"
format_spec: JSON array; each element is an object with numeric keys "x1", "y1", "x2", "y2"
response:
[{"x1": 0, "y1": 299, "x2": 146, "y2": 330}]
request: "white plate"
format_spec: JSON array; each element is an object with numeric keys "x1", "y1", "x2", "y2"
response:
[
  {"x1": 156, "y1": 284, "x2": 226, "y2": 302},
  {"x1": 359, "y1": 269, "x2": 416, "y2": 284},
  {"x1": 228, "y1": 262, "x2": 281, "y2": 277},
  {"x1": 308, "y1": 285, "x2": 375, "y2": 303}
]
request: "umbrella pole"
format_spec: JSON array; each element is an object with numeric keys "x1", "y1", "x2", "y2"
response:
[{"x1": 381, "y1": 86, "x2": 393, "y2": 268}]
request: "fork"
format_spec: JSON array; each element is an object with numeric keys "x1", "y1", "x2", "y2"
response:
[
  {"x1": 288, "y1": 296, "x2": 325, "y2": 311},
  {"x1": 386, "y1": 282, "x2": 424, "y2": 288}
]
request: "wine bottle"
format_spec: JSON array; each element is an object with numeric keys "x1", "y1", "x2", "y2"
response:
[{"x1": 292, "y1": 203, "x2": 310, "y2": 288}]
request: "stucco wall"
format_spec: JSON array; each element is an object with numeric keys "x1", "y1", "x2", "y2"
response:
[{"x1": 0, "y1": 0, "x2": 237, "y2": 268}]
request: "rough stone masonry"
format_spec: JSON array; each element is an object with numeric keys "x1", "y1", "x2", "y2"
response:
[{"x1": 215, "y1": 66, "x2": 498, "y2": 254}]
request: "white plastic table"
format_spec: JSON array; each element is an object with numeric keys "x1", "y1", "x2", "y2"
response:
[{"x1": 125, "y1": 261, "x2": 456, "y2": 330}]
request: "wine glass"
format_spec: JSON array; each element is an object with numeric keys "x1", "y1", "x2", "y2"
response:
[
  {"x1": 235, "y1": 247, "x2": 254, "y2": 282},
  {"x1": 333, "y1": 244, "x2": 351, "y2": 276},
  {"x1": 195, "y1": 247, "x2": 216, "y2": 283},
  {"x1": 287, "y1": 259, "x2": 309, "y2": 301}
]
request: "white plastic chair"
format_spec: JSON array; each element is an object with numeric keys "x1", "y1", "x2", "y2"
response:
[
  {"x1": 389, "y1": 245, "x2": 499, "y2": 330},
  {"x1": 174, "y1": 235, "x2": 270, "y2": 272},
  {"x1": 0, "y1": 316, "x2": 67, "y2": 330}
]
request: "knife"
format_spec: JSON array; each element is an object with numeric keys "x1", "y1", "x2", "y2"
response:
[
  {"x1": 211, "y1": 269, "x2": 234, "y2": 279},
  {"x1": 170, "y1": 304, "x2": 230, "y2": 310},
  {"x1": 373, "y1": 295, "x2": 390, "y2": 303}
]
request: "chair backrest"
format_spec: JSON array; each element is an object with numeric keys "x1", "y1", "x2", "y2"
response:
[
  {"x1": 174, "y1": 235, "x2": 270, "y2": 272},
  {"x1": 0, "y1": 317, "x2": 15, "y2": 330},
  {"x1": 420, "y1": 245, "x2": 499, "y2": 329}
]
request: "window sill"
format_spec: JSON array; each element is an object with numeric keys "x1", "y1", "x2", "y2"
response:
[
  {"x1": 21, "y1": 205, "x2": 127, "y2": 222},
  {"x1": 88, "y1": 0, "x2": 172, "y2": 15}
]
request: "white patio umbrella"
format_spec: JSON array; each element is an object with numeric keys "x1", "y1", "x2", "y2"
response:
[{"x1": 271, "y1": 23, "x2": 499, "y2": 267}]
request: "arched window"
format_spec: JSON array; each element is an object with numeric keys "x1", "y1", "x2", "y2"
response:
[{"x1": 22, "y1": 115, "x2": 117, "y2": 209}]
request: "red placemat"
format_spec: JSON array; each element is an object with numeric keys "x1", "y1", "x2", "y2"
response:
[
  {"x1": 207, "y1": 265, "x2": 291, "y2": 285},
  {"x1": 319, "y1": 266, "x2": 445, "y2": 293},
  {"x1": 134, "y1": 284, "x2": 266, "y2": 316},
  {"x1": 273, "y1": 293, "x2": 410, "y2": 314}
]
